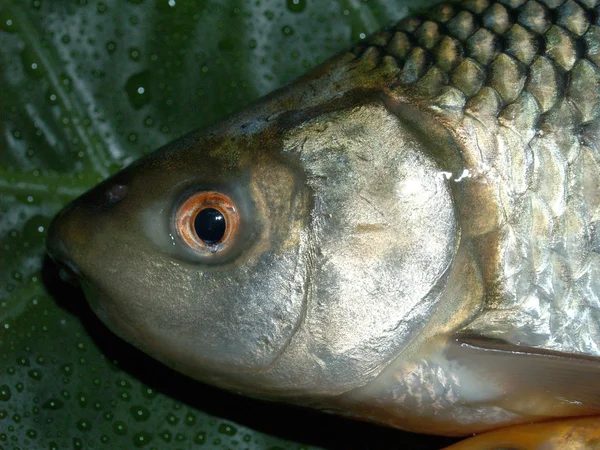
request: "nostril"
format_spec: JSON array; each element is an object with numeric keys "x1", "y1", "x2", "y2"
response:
[{"x1": 105, "y1": 183, "x2": 128, "y2": 204}]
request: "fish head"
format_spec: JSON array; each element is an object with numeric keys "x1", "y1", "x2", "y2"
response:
[
  {"x1": 46, "y1": 125, "x2": 314, "y2": 389},
  {"x1": 46, "y1": 101, "x2": 462, "y2": 401}
]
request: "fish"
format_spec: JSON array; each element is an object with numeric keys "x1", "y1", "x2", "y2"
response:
[{"x1": 46, "y1": 0, "x2": 600, "y2": 446}]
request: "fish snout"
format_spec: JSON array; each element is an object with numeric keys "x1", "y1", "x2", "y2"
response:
[
  {"x1": 46, "y1": 170, "x2": 131, "y2": 286},
  {"x1": 46, "y1": 205, "x2": 82, "y2": 285}
]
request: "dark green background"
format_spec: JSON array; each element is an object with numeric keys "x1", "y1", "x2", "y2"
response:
[{"x1": 0, "y1": 0, "x2": 459, "y2": 448}]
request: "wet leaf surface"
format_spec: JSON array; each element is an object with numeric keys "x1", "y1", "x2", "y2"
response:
[{"x1": 0, "y1": 0, "x2": 459, "y2": 448}]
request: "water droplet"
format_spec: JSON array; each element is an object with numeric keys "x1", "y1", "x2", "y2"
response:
[
  {"x1": 76, "y1": 419, "x2": 91, "y2": 432},
  {"x1": 129, "y1": 47, "x2": 141, "y2": 61},
  {"x1": 264, "y1": 10, "x2": 275, "y2": 20},
  {"x1": 286, "y1": 0, "x2": 306, "y2": 13},
  {"x1": 47, "y1": 90, "x2": 58, "y2": 104},
  {"x1": 28, "y1": 369, "x2": 43, "y2": 380},
  {"x1": 42, "y1": 398, "x2": 64, "y2": 410},
  {"x1": 0, "y1": 10, "x2": 17, "y2": 32},
  {"x1": 17, "y1": 357, "x2": 30, "y2": 366},
  {"x1": 78, "y1": 392, "x2": 88, "y2": 408},
  {"x1": 125, "y1": 71, "x2": 152, "y2": 109},
  {"x1": 26, "y1": 428, "x2": 38, "y2": 439},
  {"x1": 184, "y1": 411, "x2": 196, "y2": 426},
  {"x1": 0, "y1": 386, "x2": 10, "y2": 401},
  {"x1": 21, "y1": 47, "x2": 45, "y2": 78},
  {"x1": 132, "y1": 431, "x2": 152, "y2": 447},
  {"x1": 112, "y1": 420, "x2": 127, "y2": 435},
  {"x1": 97, "y1": 2, "x2": 107, "y2": 13},
  {"x1": 218, "y1": 423, "x2": 237, "y2": 436},
  {"x1": 106, "y1": 41, "x2": 117, "y2": 54},
  {"x1": 281, "y1": 25, "x2": 294, "y2": 36},
  {"x1": 194, "y1": 431, "x2": 206, "y2": 444},
  {"x1": 166, "y1": 413, "x2": 179, "y2": 425},
  {"x1": 141, "y1": 387, "x2": 156, "y2": 398},
  {"x1": 116, "y1": 378, "x2": 131, "y2": 389},
  {"x1": 130, "y1": 405, "x2": 150, "y2": 422},
  {"x1": 143, "y1": 116, "x2": 154, "y2": 127},
  {"x1": 159, "y1": 431, "x2": 172, "y2": 442}
]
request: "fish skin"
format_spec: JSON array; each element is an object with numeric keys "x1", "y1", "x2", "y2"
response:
[{"x1": 46, "y1": 0, "x2": 600, "y2": 438}]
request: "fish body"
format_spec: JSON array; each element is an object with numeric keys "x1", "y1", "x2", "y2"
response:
[{"x1": 47, "y1": 0, "x2": 600, "y2": 439}]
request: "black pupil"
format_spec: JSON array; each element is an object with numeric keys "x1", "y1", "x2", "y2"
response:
[{"x1": 194, "y1": 208, "x2": 226, "y2": 245}]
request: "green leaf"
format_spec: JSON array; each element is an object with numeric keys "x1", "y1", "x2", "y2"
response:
[{"x1": 0, "y1": 0, "x2": 456, "y2": 448}]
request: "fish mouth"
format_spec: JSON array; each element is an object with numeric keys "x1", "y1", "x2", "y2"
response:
[{"x1": 55, "y1": 258, "x2": 81, "y2": 286}]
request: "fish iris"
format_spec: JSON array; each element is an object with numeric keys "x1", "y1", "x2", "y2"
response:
[{"x1": 175, "y1": 191, "x2": 239, "y2": 255}]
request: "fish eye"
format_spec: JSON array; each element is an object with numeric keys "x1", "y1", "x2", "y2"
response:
[{"x1": 175, "y1": 192, "x2": 239, "y2": 253}]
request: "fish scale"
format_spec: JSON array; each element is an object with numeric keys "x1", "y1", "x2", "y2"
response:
[
  {"x1": 350, "y1": 0, "x2": 600, "y2": 354},
  {"x1": 353, "y1": 0, "x2": 599, "y2": 109}
]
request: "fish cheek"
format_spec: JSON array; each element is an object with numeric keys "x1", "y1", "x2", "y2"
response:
[{"x1": 107, "y1": 212, "x2": 309, "y2": 380}]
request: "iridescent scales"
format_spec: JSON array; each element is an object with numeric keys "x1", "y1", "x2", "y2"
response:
[{"x1": 351, "y1": 0, "x2": 600, "y2": 355}]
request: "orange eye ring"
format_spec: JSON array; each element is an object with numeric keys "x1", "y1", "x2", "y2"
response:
[{"x1": 175, "y1": 192, "x2": 239, "y2": 254}]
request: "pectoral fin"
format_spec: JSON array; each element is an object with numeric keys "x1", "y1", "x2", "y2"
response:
[
  {"x1": 447, "y1": 335, "x2": 600, "y2": 417},
  {"x1": 443, "y1": 416, "x2": 600, "y2": 450}
]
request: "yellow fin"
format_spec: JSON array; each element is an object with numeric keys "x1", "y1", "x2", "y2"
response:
[{"x1": 444, "y1": 416, "x2": 600, "y2": 450}]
